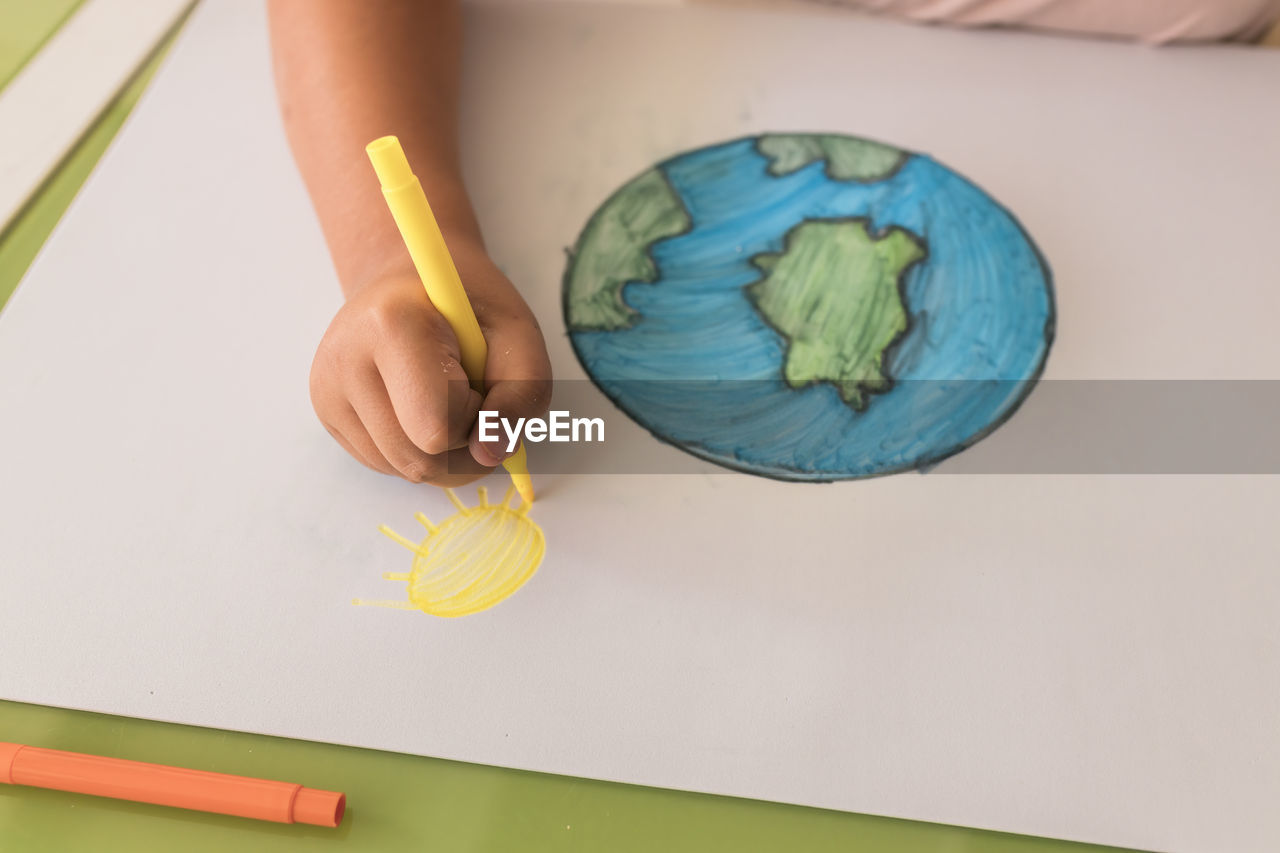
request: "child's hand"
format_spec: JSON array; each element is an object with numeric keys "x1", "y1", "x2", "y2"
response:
[
  {"x1": 309, "y1": 245, "x2": 551, "y2": 487},
  {"x1": 270, "y1": 0, "x2": 551, "y2": 486}
]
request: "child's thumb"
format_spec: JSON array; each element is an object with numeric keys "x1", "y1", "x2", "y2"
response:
[{"x1": 469, "y1": 376, "x2": 552, "y2": 467}]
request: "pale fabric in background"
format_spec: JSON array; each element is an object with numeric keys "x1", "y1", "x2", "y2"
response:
[{"x1": 818, "y1": 0, "x2": 1280, "y2": 42}]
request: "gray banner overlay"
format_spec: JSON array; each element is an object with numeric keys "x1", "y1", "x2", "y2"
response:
[{"x1": 455, "y1": 381, "x2": 1280, "y2": 475}]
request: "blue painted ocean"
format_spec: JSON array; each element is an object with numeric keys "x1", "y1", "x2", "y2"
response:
[{"x1": 568, "y1": 137, "x2": 1054, "y2": 480}]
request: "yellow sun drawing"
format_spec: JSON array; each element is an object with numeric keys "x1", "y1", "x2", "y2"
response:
[{"x1": 352, "y1": 485, "x2": 546, "y2": 618}]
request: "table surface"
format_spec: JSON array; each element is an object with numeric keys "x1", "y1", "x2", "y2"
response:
[{"x1": 3, "y1": 1, "x2": 1240, "y2": 849}]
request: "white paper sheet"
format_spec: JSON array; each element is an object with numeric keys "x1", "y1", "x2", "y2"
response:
[{"x1": 1, "y1": 3, "x2": 1278, "y2": 851}]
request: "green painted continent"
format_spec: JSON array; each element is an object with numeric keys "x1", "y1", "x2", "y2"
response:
[
  {"x1": 758, "y1": 134, "x2": 906, "y2": 182},
  {"x1": 564, "y1": 168, "x2": 690, "y2": 331},
  {"x1": 747, "y1": 220, "x2": 925, "y2": 410}
]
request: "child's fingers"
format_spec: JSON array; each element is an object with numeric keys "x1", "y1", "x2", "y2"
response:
[
  {"x1": 429, "y1": 448, "x2": 495, "y2": 489},
  {"x1": 321, "y1": 407, "x2": 397, "y2": 477},
  {"x1": 312, "y1": 354, "x2": 398, "y2": 476},
  {"x1": 348, "y1": 370, "x2": 453, "y2": 484},
  {"x1": 348, "y1": 368, "x2": 491, "y2": 484},
  {"x1": 469, "y1": 317, "x2": 552, "y2": 467},
  {"x1": 471, "y1": 377, "x2": 553, "y2": 466},
  {"x1": 374, "y1": 325, "x2": 482, "y2": 456},
  {"x1": 324, "y1": 404, "x2": 486, "y2": 487}
]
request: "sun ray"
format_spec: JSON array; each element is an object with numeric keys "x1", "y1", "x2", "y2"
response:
[
  {"x1": 476, "y1": 486, "x2": 488, "y2": 507},
  {"x1": 378, "y1": 525, "x2": 425, "y2": 555},
  {"x1": 381, "y1": 572, "x2": 411, "y2": 581},
  {"x1": 499, "y1": 485, "x2": 515, "y2": 508},
  {"x1": 445, "y1": 488, "x2": 468, "y2": 513},
  {"x1": 413, "y1": 512, "x2": 437, "y2": 532}
]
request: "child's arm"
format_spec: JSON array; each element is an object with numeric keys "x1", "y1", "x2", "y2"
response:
[{"x1": 267, "y1": 0, "x2": 550, "y2": 486}]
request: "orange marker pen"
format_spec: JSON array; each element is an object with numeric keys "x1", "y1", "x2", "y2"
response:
[{"x1": 0, "y1": 742, "x2": 345, "y2": 827}]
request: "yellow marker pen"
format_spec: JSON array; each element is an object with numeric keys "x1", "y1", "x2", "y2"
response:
[{"x1": 366, "y1": 135, "x2": 534, "y2": 505}]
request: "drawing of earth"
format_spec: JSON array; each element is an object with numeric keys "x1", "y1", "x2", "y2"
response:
[{"x1": 563, "y1": 134, "x2": 1055, "y2": 480}]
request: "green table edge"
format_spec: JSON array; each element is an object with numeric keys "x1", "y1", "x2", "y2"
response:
[
  {"x1": 0, "y1": 0, "x2": 85, "y2": 88},
  {"x1": 0, "y1": 7, "x2": 1145, "y2": 853}
]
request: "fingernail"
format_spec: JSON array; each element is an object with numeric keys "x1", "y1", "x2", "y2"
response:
[{"x1": 472, "y1": 442, "x2": 502, "y2": 467}]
